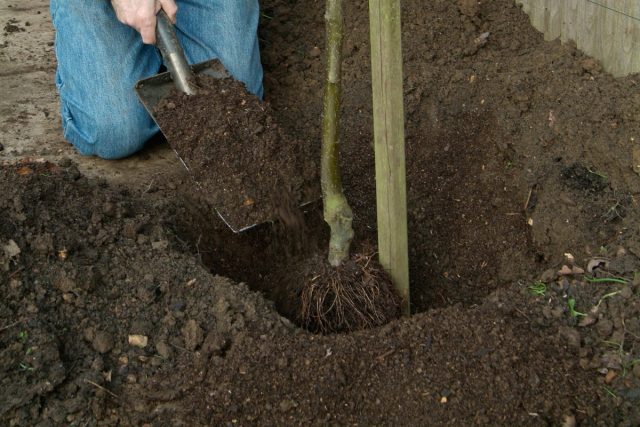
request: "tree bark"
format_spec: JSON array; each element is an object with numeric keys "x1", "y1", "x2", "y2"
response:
[{"x1": 321, "y1": 0, "x2": 353, "y2": 267}]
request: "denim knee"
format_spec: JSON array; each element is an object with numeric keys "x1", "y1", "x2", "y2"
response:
[{"x1": 60, "y1": 98, "x2": 157, "y2": 160}]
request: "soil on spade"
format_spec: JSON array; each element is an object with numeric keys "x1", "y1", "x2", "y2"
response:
[{"x1": 2, "y1": 0, "x2": 640, "y2": 425}]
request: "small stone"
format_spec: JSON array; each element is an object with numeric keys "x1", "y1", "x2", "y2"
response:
[
  {"x1": 92, "y1": 331, "x2": 114, "y2": 354},
  {"x1": 151, "y1": 240, "x2": 169, "y2": 250},
  {"x1": 580, "y1": 58, "x2": 601, "y2": 73},
  {"x1": 571, "y1": 266, "x2": 584, "y2": 275},
  {"x1": 83, "y1": 327, "x2": 95, "y2": 342},
  {"x1": 182, "y1": 319, "x2": 204, "y2": 351},
  {"x1": 279, "y1": 399, "x2": 296, "y2": 412},
  {"x1": 128, "y1": 334, "x2": 148, "y2": 348},
  {"x1": 126, "y1": 374, "x2": 137, "y2": 384},
  {"x1": 558, "y1": 265, "x2": 572, "y2": 275},
  {"x1": 604, "y1": 370, "x2": 617, "y2": 384},
  {"x1": 309, "y1": 46, "x2": 321, "y2": 57},
  {"x1": 2, "y1": 240, "x2": 20, "y2": 258},
  {"x1": 578, "y1": 314, "x2": 597, "y2": 327},
  {"x1": 156, "y1": 341, "x2": 171, "y2": 358},
  {"x1": 562, "y1": 414, "x2": 577, "y2": 427}
]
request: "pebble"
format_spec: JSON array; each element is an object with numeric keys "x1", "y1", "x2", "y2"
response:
[
  {"x1": 92, "y1": 331, "x2": 114, "y2": 354},
  {"x1": 604, "y1": 370, "x2": 617, "y2": 384},
  {"x1": 128, "y1": 334, "x2": 148, "y2": 348},
  {"x1": 2, "y1": 239, "x2": 20, "y2": 258},
  {"x1": 156, "y1": 341, "x2": 171, "y2": 359},
  {"x1": 151, "y1": 240, "x2": 169, "y2": 250},
  {"x1": 279, "y1": 399, "x2": 296, "y2": 412},
  {"x1": 309, "y1": 46, "x2": 321, "y2": 57},
  {"x1": 182, "y1": 319, "x2": 204, "y2": 351},
  {"x1": 558, "y1": 265, "x2": 572, "y2": 275},
  {"x1": 562, "y1": 414, "x2": 577, "y2": 427}
]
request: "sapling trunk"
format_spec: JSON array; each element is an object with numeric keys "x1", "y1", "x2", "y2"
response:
[{"x1": 322, "y1": 0, "x2": 353, "y2": 267}]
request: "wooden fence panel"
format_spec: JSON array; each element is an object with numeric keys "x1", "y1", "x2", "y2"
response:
[{"x1": 516, "y1": 0, "x2": 640, "y2": 76}]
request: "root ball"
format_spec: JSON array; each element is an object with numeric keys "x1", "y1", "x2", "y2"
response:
[{"x1": 298, "y1": 252, "x2": 401, "y2": 334}]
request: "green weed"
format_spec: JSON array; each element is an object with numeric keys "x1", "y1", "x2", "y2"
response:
[
  {"x1": 585, "y1": 276, "x2": 628, "y2": 285},
  {"x1": 17, "y1": 330, "x2": 28, "y2": 343},
  {"x1": 567, "y1": 298, "x2": 586, "y2": 318},
  {"x1": 603, "y1": 386, "x2": 617, "y2": 399},
  {"x1": 18, "y1": 363, "x2": 33, "y2": 372},
  {"x1": 594, "y1": 291, "x2": 621, "y2": 310},
  {"x1": 528, "y1": 281, "x2": 547, "y2": 296},
  {"x1": 587, "y1": 167, "x2": 608, "y2": 180}
]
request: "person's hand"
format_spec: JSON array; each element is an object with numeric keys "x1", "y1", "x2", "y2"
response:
[{"x1": 111, "y1": 0, "x2": 178, "y2": 44}]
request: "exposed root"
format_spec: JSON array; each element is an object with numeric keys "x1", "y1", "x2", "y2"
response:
[{"x1": 298, "y1": 252, "x2": 400, "y2": 334}]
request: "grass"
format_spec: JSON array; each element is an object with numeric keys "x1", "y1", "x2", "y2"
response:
[
  {"x1": 603, "y1": 386, "x2": 617, "y2": 399},
  {"x1": 585, "y1": 276, "x2": 628, "y2": 285},
  {"x1": 528, "y1": 281, "x2": 547, "y2": 296},
  {"x1": 594, "y1": 291, "x2": 621, "y2": 309},
  {"x1": 602, "y1": 340, "x2": 638, "y2": 378},
  {"x1": 567, "y1": 298, "x2": 586, "y2": 318},
  {"x1": 17, "y1": 330, "x2": 28, "y2": 343},
  {"x1": 18, "y1": 362, "x2": 33, "y2": 372},
  {"x1": 587, "y1": 167, "x2": 608, "y2": 180}
]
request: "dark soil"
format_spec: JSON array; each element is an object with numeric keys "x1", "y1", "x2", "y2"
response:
[
  {"x1": 3, "y1": 18, "x2": 25, "y2": 34},
  {"x1": 2, "y1": 160, "x2": 639, "y2": 426},
  {"x1": 154, "y1": 73, "x2": 319, "y2": 232},
  {"x1": 260, "y1": 0, "x2": 640, "y2": 311},
  {"x1": 2, "y1": 0, "x2": 640, "y2": 424}
]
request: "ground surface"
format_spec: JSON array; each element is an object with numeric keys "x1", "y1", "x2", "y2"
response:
[{"x1": 1, "y1": 0, "x2": 640, "y2": 425}]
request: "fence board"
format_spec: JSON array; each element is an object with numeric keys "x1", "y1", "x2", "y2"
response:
[{"x1": 516, "y1": 0, "x2": 640, "y2": 76}]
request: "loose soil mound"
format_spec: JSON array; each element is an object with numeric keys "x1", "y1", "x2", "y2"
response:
[
  {"x1": 1, "y1": 161, "x2": 639, "y2": 425},
  {"x1": 154, "y1": 73, "x2": 318, "y2": 232}
]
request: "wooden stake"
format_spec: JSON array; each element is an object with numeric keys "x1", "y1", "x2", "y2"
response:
[{"x1": 369, "y1": 0, "x2": 410, "y2": 315}]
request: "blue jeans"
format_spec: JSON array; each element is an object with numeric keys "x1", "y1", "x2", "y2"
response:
[{"x1": 50, "y1": 0, "x2": 263, "y2": 159}]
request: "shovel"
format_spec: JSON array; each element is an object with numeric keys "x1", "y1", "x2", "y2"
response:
[{"x1": 134, "y1": 11, "x2": 260, "y2": 232}]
